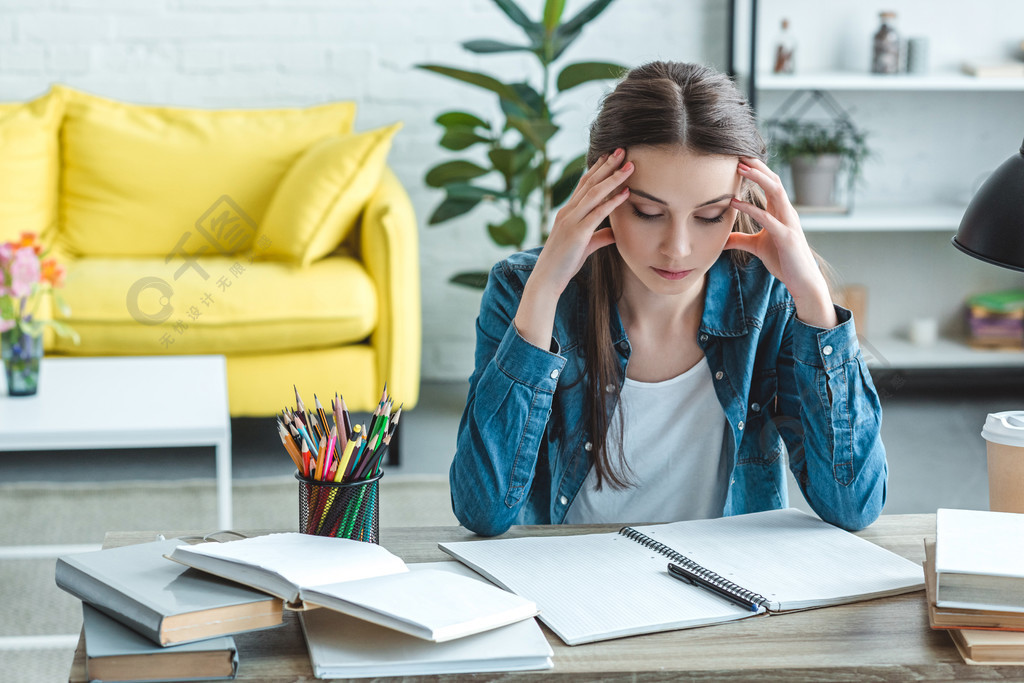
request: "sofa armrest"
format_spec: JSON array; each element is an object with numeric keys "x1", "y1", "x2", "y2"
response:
[{"x1": 360, "y1": 166, "x2": 421, "y2": 408}]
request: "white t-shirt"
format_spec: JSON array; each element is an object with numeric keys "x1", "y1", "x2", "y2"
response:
[{"x1": 563, "y1": 356, "x2": 730, "y2": 525}]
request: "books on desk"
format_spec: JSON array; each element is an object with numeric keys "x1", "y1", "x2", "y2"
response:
[
  {"x1": 56, "y1": 538, "x2": 284, "y2": 647},
  {"x1": 299, "y1": 562, "x2": 553, "y2": 679},
  {"x1": 169, "y1": 532, "x2": 539, "y2": 642},
  {"x1": 934, "y1": 508, "x2": 1024, "y2": 613},
  {"x1": 83, "y1": 604, "x2": 238, "y2": 682},
  {"x1": 440, "y1": 508, "x2": 924, "y2": 645},
  {"x1": 926, "y1": 510, "x2": 1024, "y2": 665}
]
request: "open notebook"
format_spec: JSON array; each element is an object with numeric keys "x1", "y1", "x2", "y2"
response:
[{"x1": 440, "y1": 508, "x2": 924, "y2": 645}]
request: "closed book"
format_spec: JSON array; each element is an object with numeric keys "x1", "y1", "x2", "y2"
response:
[
  {"x1": 924, "y1": 541, "x2": 1024, "y2": 631},
  {"x1": 56, "y1": 539, "x2": 283, "y2": 646},
  {"x1": 935, "y1": 509, "x2": 1024, "y2": 613},
  {"x1": 949, "y1": 628, "x2": 1024, "y2": 665},
  {"x1": 83, "y1": 604, "x2": 237, "y2": 682},
  {"x1": 299, "y1": 562, "x2": 552, "y2": 678},
  {"x1": 169, "y1": 533, "x2": 538, "y2": 641}
]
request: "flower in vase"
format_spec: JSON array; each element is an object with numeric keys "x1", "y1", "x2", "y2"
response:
[{"x1": 0, "y1": 231, "x2": 78, "y2": 343}]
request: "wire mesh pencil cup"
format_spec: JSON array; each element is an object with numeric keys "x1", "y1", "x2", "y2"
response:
[{"x1": 296, "y1": 471, "x2": 382, "y2": 543}]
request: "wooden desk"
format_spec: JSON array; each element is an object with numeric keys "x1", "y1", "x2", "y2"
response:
[{"x1": 67, "y1": 515, "x2": 1024, "y2": 681}]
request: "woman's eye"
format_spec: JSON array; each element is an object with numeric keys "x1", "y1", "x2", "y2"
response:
[
  {"x1": 696, "y1": 213, "x2": 726, "y2": 224},
  {"x1": 630, "y1": 206, "x2": 660, "y2": 221}
]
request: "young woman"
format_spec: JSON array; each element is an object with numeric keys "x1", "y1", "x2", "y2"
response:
[{"x1": 449, "y1": 61, "x2": 887, "y2": 537}]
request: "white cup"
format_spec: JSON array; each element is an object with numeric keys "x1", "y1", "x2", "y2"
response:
[
  {"x1": 909, "y1": 318, "x2": 938, "y2": 346},
  {"x1": 982, "y1": 411, "x2": 1024, "y2": 513}
]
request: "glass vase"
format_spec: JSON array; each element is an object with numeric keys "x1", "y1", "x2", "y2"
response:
[{"x1": 1, "y1": 328, "x2": 43, "y2": 396}]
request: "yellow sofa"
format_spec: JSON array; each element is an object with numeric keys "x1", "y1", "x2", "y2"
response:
[{"x1": 0, "y1": 86, "x2": 420, "y2": 415}]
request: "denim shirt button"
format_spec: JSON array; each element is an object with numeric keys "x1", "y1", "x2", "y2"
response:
[
  {"x1": 751, "y1": 402, "x2": 760, "y2": 413},
  {"x1": 823, "y1": 345, "x2": 834, "y2": 356},
  {"x1": 715, "y1": 371, "x2": 724, "y2": 380},
  {"x1": 605, "y1": 383, "x2": 615, "y2": 393},
  {"x1": 559, "y1": 495, "x2": 568, "y2": 506},
  {"x1": 618, "y1": 341, "x2": 629, "y2": 352},
  {"x1": 550, "y1": 369, "x2": 559, "y2": 380},
  {"x1": 584, "y1": 441, "x2": 593, "y2": 452},
  {"x1": 738, "y1": 421, "x2": 745, "y2": 431},
  {"x1": 699, "y1": 334, "x2": 709, "y2": 343}
]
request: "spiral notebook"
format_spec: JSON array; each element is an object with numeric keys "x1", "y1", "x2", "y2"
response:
[{"x1": 439, "y1": 508, "x2": 923, "y2": 645}]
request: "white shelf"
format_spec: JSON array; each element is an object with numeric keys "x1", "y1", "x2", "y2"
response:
[
  {"x1": 864, "y1": 336, "x2": 1024, "y2": 369},
  {"x1": 797, "y1": 203, "x2": 966, "y2": 232},
  {"x1": 756, "y1": 70, "x2": 1024, "y2": 92}
]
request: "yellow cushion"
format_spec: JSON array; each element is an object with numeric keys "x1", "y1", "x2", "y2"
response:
[
  {"x1": 52, "y1": 255, "x2": 376, "y2": 355},
  {"x1": 56, "y1": 85, "x2": 357, "y2": 258},
  {"x1": 0, "y1": 89, "x2": 63, "y2": 244},
  {"x1": 257, "y1": 123, "x2": 401, "y2": 266}
]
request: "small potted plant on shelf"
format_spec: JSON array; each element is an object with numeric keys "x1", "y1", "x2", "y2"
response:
[{"x1": 767, "y1": 118, "x2": 871, "y2": 211}]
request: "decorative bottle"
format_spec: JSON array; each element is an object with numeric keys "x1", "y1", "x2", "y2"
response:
[
  {"x1": 773, "y1": 18, "x2": 796, "y2": 74},
  {"x1": 871, "y1": 11, "x2": 900, "y2": 74}
]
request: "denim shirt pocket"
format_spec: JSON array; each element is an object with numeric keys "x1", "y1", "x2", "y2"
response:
[{"x1": 737, "y1": 370, "x2": 782, "y2": 466}]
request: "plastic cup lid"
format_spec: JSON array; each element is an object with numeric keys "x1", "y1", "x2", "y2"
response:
[{"x1": 982, "y1": 411, "x2": 1024, "y2": 447}]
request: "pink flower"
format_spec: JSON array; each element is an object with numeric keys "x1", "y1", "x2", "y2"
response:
[
  {"x1": 0, "y1": 319, "x2": 13, "y2": 333},
  {"x1": 9, "y1": 246, "x2": 40, "y2": 299}
]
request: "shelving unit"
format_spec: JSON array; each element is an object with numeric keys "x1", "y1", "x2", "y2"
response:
[{"x1": 730, "y1": 0, "x2": 1024, "y2": 370}]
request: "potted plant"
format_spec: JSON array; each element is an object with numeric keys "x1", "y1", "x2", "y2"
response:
[
  {"x1": 768, "y1": 118, "x2": 870, "y2": 210},
  {"x1": 418, "y1": 0, "x2": 626, "y2": 288}
]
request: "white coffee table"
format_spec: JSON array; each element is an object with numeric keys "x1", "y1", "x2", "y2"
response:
[{"x1": 0, "y1": 355, "x2": 233, "y2": 529}]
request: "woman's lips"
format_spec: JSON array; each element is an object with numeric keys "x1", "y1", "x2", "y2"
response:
[{"x1": 652, "y1": 267, "x2": 693, "y2": 281}]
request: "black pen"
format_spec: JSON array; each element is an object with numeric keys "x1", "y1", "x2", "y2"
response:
[{"x1": 667, "y1": 563, "x2": 762, "y2": 613}]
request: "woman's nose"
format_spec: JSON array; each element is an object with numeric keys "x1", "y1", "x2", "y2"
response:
[{"x1": 660, "y1": 221, "x2": 692, "y2": 259}]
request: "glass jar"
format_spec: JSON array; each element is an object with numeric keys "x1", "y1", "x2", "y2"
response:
[{"x1": 871, "y1": 11, "x2": 900, "y2": 74}]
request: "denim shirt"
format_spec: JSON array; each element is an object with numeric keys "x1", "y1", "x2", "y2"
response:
[{"x1": 450, "y1": 249, "x2": 888, "y2": 537}]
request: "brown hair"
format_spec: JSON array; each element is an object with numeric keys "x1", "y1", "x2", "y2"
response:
[{"x1": 581, "y1": 61, "x2": 768, "y2": 490}]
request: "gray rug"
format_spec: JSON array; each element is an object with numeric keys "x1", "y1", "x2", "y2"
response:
[{"x1": 0, "y1": 474, "x2": 458, "y2": 683}]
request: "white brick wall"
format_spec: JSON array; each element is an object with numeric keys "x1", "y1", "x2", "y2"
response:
[{"x1": 0, "y1": 0, "x2": 724, "y2": 380}]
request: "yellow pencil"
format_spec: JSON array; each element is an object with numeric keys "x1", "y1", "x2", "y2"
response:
[{"x1": 333, "y1": 436, "x2": 360, "y2": 483}]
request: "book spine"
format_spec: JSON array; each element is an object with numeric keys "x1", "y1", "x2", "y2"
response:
[
  {"x1": 55, "y1": 557, "x2": 166, "y2": 645},
  {"x1": 618, "y1": 527, "x2": 770, "y2": 610}
]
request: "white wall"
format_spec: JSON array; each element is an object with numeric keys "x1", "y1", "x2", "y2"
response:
[{"x1": 0, "y1": 0, "x2": 729, "y2": 381}]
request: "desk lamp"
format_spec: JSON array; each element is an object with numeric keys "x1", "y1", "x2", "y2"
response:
[
  {"x1": 952, "y1": 137, "x2": 1024, "y2": 270},
  {"x1": 951, "y1": 138, "x2": 1024, "y2": 514}
]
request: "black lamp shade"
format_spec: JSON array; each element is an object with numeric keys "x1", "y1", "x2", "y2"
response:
[{"x1": 952, "y1": 139, "x2": 1024, "y2": 272}]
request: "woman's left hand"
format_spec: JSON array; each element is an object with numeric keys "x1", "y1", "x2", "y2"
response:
[{"x1": 724, "y1": 157, "x2": 838, "y2": 329}]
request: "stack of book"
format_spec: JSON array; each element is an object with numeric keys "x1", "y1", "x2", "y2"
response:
[
  {"x1": 56, "y1": 533, "x2": 552, "y2": 681},
  {"x1": 965, "y1": 289, "x2": 1024, "y2": 349},
  {"x1": 925, "y1": 509, "x2": 1024, "y2": 665}
]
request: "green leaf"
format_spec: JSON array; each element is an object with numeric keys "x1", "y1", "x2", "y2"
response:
[
  {"x1": 551, "y1": 153, "x2": 587, "y2": 206},
  {"x1": 52, "y1": 291, "x2": 71, "y2": 317},
  {"x1": 557, "y1": 0, "x2": 616, "y2": 38},
  {"x1": 556, "y1": 61, "x2": 627, "y2": 92},
  {"x1": 436, "y1": 111, "x2": 489, "y2": 130},
  {"x1": 45, "y1": 319, "x2": 79, "y2": 344},
  {"x1": 428, "y1": 196, "x2": 483, "y2": 225},
  {"x1": 425, "y1": 160, "x2": 490, "y2": 188},
  {"x1": 440, "y1": 127, "x2": 490, "y2": 151},
  {"x1": 449, "y1": 271, "x2": 491, "y2": 289},
  {"x1": 487, "y1": 215, "x2": 528, "y2": 247},
  {"x1": 0, "y1": 298, "x2": 14, "y2": 320},
  {"x1": 490, "y1": 0, "x2": 542, "y2": 39},
  {"x1": 550, "y1": 27, "x2": 582, "y2": 61},
  {"x1": 543, "y1": 0, "x2": 566, "y2": 32},
  {"x1": 418, "y1": 65, "x2": 525, "y2": 109},
  {"x1": 500, "y1": 82, "x2": 544, "y2": 120},
  {"x1": 488, "y1": 148, "x2": 519, "y2": 177},
  {"x1": 507, "y1": 116, "x2": 558, "y2": 149},
  {"x1": 444, "y1": 182, "x2": 498, "y2": 200},
  {"x1": 517, "y1": 165, "x2": 542, "y2": 202},
  {"x1": 462, "y1": 39, "x2": 534, "y2": 54}
]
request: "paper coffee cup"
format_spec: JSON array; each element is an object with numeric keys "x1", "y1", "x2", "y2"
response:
[{"x1": 981, "y1": 411, "x2": 1024, "y2": 513}]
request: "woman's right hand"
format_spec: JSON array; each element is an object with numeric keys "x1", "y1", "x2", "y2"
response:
[{"x1": 513, "y1": 148, "x2": 635, "y2": 350}]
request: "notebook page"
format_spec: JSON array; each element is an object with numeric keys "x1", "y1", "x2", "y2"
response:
[
  {"x1": 440, "y1": 531, "x2": 759, "y2": 646},
  {"x1": 629, "y1": 508, "x2": 923, "y2": 611}
]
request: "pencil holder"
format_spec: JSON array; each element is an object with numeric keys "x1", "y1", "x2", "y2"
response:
[{"x1": 296, "y1": 472, "x2": 382, "y2": 543}]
